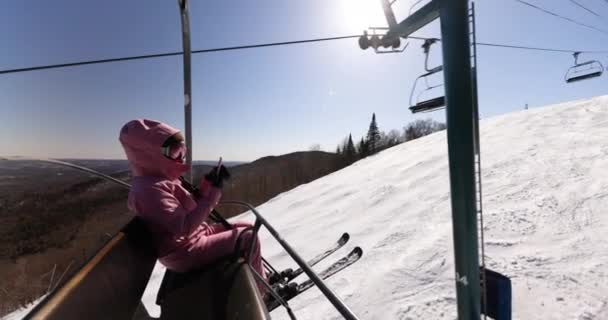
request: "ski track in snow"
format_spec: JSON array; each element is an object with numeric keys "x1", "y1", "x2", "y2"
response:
[{"x1": 5, "y1": 96, "x2": 608, "y2": 319}]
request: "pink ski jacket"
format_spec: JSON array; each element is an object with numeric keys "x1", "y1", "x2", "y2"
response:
[{"x1": 119, "y1": 119, "x2": 221, "y2": 271}]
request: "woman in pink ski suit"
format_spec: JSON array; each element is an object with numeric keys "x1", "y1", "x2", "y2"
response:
[{"x1": 118, "y1": 119, "x2": 264, "y2": 282}]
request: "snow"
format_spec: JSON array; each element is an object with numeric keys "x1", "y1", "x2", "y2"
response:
[
  {"x1": 246, "y1": 95, "x2": 608, "y2": 319},
  {"x1": 2, "y1": 296, "x2": 47, "y2": 320},
  {"x1": 5, "y1": 95, "x2": 608, "y2": 319}
]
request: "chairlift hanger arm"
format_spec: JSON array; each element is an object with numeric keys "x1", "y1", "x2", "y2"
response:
[
  {"x1": 381, "y1": 0, "x2": 398, "y2": 28},
  {"x1": 422, "y1": 39, "x2": 443, "y2": 73}
]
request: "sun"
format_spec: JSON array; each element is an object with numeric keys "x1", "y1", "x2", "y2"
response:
[{"x1": 338, "y1": 0, "x2": 388, "y2": 33}]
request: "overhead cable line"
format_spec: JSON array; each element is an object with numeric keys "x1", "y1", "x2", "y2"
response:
[
  {"x1": 475, "y1": 41, "x2": 608, "y2": 53},
  {"x1": 569, "y1": 0, "x2": 600, "y2": 17},
  {"x1": 0, "y1": 35, "x2": 360, "y2": 75},
  {"x1": 514, "y1": 0, "x2": 608, "y2": 36},
  {"x1": 1, "y1": 35, "x2": 608, "y2": 76}
]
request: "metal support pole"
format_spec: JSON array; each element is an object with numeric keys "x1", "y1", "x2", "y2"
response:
[
  {"x1": 178, "y1": 0, "x2": 193, "y2": 182},
  {"x1": 439, "y1": 0, "x2": 481, "y2": 319}
]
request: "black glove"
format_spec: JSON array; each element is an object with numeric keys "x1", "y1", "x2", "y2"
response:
[
  {"x1": 204, "y1": 165, "x2": 231, "y2": 188},
  {"x1": 179, "y1": 176, "x2": 201, "y2": 199}
]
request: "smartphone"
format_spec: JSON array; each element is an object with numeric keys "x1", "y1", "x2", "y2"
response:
[{"x1": 216, "y1": 157, "x2": 223, "y2": 175}]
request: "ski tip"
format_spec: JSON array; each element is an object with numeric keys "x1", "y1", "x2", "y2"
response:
[
  {"x1": 339, "y1": 232, "x2": 350, "y2": 244},
  {"x1": 352, "y1": 246, "x2": 363, "y2": 256}
]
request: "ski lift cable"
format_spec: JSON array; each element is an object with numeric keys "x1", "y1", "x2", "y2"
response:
[
  {"x1": 0, "y1": 156, "x2": 131, "y2": 189},
  {"x1": 0, "y1": 35, "x2": 361, "y2": 75},
  {"x1": 475, "y1": 41, "x2": 608, "y2": 54},
  {"x1": 513, "y1": 0, "x2": 608, "y2": 36},
  {"x1": 568, "y1": 0, "x2": 601, "y2": 17},
  {"x1": 1, "y1": 36, "x2": 607, "y2": 76}
]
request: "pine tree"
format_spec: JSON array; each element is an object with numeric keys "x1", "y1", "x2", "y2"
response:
[
  {"x1": 357, "y1": 137, "x2": 369, "y2": 159},
  {"x1": 336, "y1": 145, "x2": 341, "y2": 155},
  {"x1": 366, "y1": 113, "x2": 381, "y2": 155},
  {"x1": 345, "y1": 134, "x2": 356, "y2": 162}
]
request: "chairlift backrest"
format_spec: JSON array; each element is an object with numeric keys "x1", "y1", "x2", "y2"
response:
[{"x1": 24, "y1": 218, "x2": 157, "y2": 320}]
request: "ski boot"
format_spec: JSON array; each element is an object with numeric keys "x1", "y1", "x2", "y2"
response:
[
  {"x1": 264, "y1": 282, "x2": 299, "y2": 306},
  {"x1": 268, "y1": 268, "x2": 296, "y2": 285}
]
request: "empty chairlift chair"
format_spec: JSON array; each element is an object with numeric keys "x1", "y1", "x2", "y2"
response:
[
  {"x1": 565, "y1": 52, "x2": 604, "y2": 83},
  {"x1": 409, "y1": 39, "x2": 446, "y2": 113}
]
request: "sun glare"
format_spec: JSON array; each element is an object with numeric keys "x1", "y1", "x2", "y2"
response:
[{"x1": 338, "y1": 0, "x2": 387, "y2": 33}]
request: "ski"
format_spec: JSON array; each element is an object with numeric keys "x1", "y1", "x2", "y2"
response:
[
  {"x1": 266, "y1": 246, "x2": 363, "y2": 311},
  {"x1": 268, "y1": 232, "x2": 350, "y2": 284}
]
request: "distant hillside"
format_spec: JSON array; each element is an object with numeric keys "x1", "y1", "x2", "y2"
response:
[
  {"x1": 0, "y1": 150, "x2": 345, "y2": 316},
  {"x1": 218, "y1": 151, "x2": 345, "y2": 217}
]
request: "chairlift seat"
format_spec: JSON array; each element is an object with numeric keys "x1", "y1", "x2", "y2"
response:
[
  {"x1": 409, "y1": 96, "x2": 445, "y2": 113},
  {"x1": 566, "y1": 70, "x2": 603, "y2": 83},
  {"x1": 156, "y1": 258, "x2": 270, "y2": 320}
]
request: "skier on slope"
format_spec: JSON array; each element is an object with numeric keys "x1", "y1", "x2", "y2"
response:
[{"x1": 118, "y1": 119, "x2": 267, "y2": 290}]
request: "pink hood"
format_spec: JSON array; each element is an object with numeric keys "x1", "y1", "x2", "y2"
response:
[{"x1": 119, "y1": 119, "x2": 188, "y2": 180}]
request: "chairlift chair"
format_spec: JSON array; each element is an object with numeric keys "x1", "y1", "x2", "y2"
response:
[
  {"x1": 409, "y1": 38, "x2": 446, "y2": 113},
  {"x1": 565, "y1": 52, "x2": 604, "y2": 83}
]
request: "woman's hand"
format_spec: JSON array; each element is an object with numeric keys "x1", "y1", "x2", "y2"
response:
[{"x1": 204, "y1": 165, "x2": 231, "y2": 188}]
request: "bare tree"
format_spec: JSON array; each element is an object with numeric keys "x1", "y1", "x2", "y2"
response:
[
  {"x1": 385, "y1": 129, "x2": 402, "y2": 147},
  {"x1": 403, "y1": 119, "x2": 446, "y2": 142},
  {"x1": 309, "y1": 143, "x2": 321, "y2": 151}
]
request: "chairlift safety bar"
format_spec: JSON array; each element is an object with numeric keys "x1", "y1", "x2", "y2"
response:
[{"x1": 219, "y1": 201, "x2": 360, "y2": 320}]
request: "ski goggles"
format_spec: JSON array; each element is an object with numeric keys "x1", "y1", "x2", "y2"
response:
[{"x1": 162, "y1": 134, "x2": 187, "y2": 162}]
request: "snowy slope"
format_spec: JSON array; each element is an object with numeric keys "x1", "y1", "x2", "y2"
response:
[
  {"x1": 241, "y1": 96, "x2": 608, "y2": 319},
  {"x1": 6, "y1": 96, "x2": 608, "y2": 319}
]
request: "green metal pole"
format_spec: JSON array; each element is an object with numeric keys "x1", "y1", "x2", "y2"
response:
[
  {"x1": 439, "y1": 0, "x2": 481, "y2": 319},
  {"x1": 178, "y1": 0, "x2": 193, "y2": 183}
]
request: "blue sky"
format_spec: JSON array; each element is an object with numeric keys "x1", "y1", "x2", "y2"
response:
[{"x1": 1, "y1": 0, "x2": 607, "y2": 161}]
